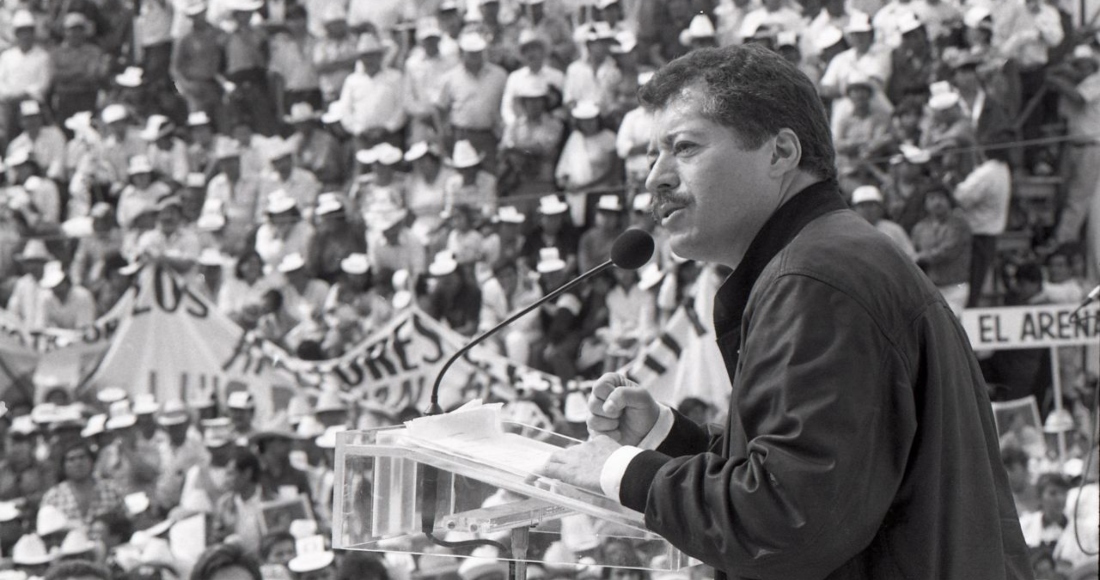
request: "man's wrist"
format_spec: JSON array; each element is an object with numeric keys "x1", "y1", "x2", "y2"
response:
[
  {"x1": 638, "y1": 405, "x2": 674, "y2": 450},
  {"x1": 598, "y1": 405, "x2": 674, "y2": 502}
]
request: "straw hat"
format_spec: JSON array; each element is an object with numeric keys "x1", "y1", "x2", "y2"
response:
[
  {"x1": 357, "y1": 33, "x2": 385, "y2": 54},
  {"x1": 611, "y1": 30, "x2": 637, "y2": 53},
  {"x1": 18, "y1": 100, "x2": 41, "y2": 117},
  {"x1": 201, "y1": 417, "x2": 233, "y2": 448},
  {"x1": 428, "y1": 250, "x2": 459, "y2": 277},
  {"x1": 187, "y1": 110, "x2": 212, "y2": 127},
  {"x1": 277, "y1": 252, "x2": 307, "y2": 274},
  {"x1": 106, "y1": 400, "x2": 137, "y2": 430},
  {"x1": 11, "y1": 10, "x2": 34, "y2": 29},
  {"x1": 315, "y1": 194, "x2": 344, "y2": 217},
  {"x1": 5, "y1": 148, "x2": 33, "y2": 168},
  {"x1": 36, "y1": 505, "x2": 69, "y2": 537},
  {"x1": 682, "y1": 14, "x2": 716, "y2": 43},
  {"x1": 16, "y1": 239, "x2": 54, "y2": 262},
  {"x1": 128, "y1": 155, "x2": 154, "y2": 176},
  {"x1": 844, "y1": 13, "x2": 873, "y2": 34},
  {"x1": 537, "y1": 195, "x2": 569, "y2": 215},
  {"x1": 11, "y1": 534, "x2": 53, "y2": 566},
  {"x1": 284, "y1": 102, "x2": 321, "y2": 124},
  {"x1": 404, "y1": 141, "x2": 438, "y2": 163},
  {"x1": 632, "y1": 192, "x2": 652, "y2": 213},
  {"x1": 63, "y1": 12, "x2": 90, "y2": 30},
  {"x1": 571, "y1": 100, "x2": 600, "y2": 120},
  {"x1": 963, "y1": 6, "x2": 992, "y2": 29},
  {"x1": 776, "y1": 31, "x2": 799, "y2": 48},
  {"x1": 228, "y1": 0, "x2": 263, "y2": 11},
  {"x1": 897, "y1": 12, "x2": 923, "y2": 34},
  {"x1": 249, "y1": 415, "x2": 299, "y2": 443},
  {"x1": 515, "y1": 76, "x2": 549, "y2": 99},
  {"x1": 596, "y1": 195, "x2": 623, "y2": 212},
  {"x1": 536, "y1": 247, "x2": 566, "y2": 274},
  {"x1": 340, "y1": 253, "x2": 370, "y2": 275},
  {"x1": 9, "y1": 415, "x2": 37, "y2": 437},
  {"x1": 851, "y1": 185, "x2": 884, "y2": 205},
  {"x1": 226, "y1": 391, "x2": 255, "y2": 410},
  {"x1": 448, "y1": 140, "x2": 483, "y2": 169},
  {"x1": 157, "y1": 400, "x2": 190, "y2": 427},
  {"x1": 314, "y1": 390, "x2": 348, "y2": 414},
  {"x1": 315, "y1": 425, "x2": 348, "y2": 449},
  {"x1": 0, "y1": 501, "x2": 20, "y2": 523},
  {"x1": 458, "y1": 32, "x2": 488, "y2": 52},
  {"x1": 101, "y1": 104, "x2": 129, "y2": 125},
  {"x1": 59, "y1": 528, "x2": 97, "y2": 557},
  {"x1": 116, "y1": 67, "x2": 145, "y2": 88},
  {"x1": 295, "y1": 415, "x2": 325, "y2": 439},
  {"x1": 265, "y1": 192, "x2": 299, "y2": 215},
  {"x1": 373, "y1": 143, "x2": 403, "y2": 166},
  {"x1": 496, "y1": 206, "x2": 526, "y2": 224},
  {"x1": 416, "y1": 18, "x2": 444, "y2": 41},
  {"x1": 81, "y1": 413, "x2": 107, "y2": 438},
  {"x1": 288, "y1": 549, "x2": 335, "y2": 574},
  {"x1": 133, "y1": 394, "x2": 160, "y2": 416},
  {"x1": 265, "y1": 138, "x2": 296, "y2": 162},
  {"x1": 637, "y1": 263, "x2": 664, "y2": 291},
  {"x1": 814, "y1": 26, "x2": 844, "y2": 51},
  {"x1": 928, "y1": 80, "x2": 960, "y2": 110},
  {"x1": 39, "y1": 261, "x2": 66, "y2": 290}
]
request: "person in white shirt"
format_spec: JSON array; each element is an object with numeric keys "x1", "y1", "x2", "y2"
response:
[
  {"x1": 0, "y1": 11, "x2": 50, "y2": 142},
  {"x1": 33, "y1": 262, "x2": 96, "y2": 330},
  {"x1": 501, "y1": 29, "x2": 565, "y2": 127},
  {"x1": 952, "y1": 135, "x2": 1011, "y2": 307},
  {"x1": 616, "y1": 74, "x2": 655, "y2": 195},
  {"x1": 713, "y1": 0, "x2": 760, "y2": 46},
  {"x1": 872, "y1": 0, "x2": 932, "y2": 48},
  {"x1": 405, "y1": 19, "x2": 460, "y2": 144},
  {"x1": 819, "y1": 14, "x2": 892, "y2": 118},
  {"x1": 7, "y1": 100, "x2": 67, "y2": 182},
  {"x1": 1047, "y1": 46, "x2": 1100, "y2": 248},
  {"x1": 337, "y1": 34, "x2": 406, "y2": 147},
  {"x1": 563, "y1": 23, "x2": 622, "y2": 114},
  {"x1": 802, "y1": 0, "x2": 867, "y2": 59},
  {"x1": 995, "y1": 0, "x2": 1063, "y2": 72},
  {"x1": 5, "y1": 239, "x2": 54, "y2": 326},
  {"x1": 739, "y1": 0, "x2": 805, "y2": 40},
  {"x1": 851, "y1": 184, "x2": 917, "y2": 260},
  {"x1": 135, "y1": 197, "x2": 202, "y2": 275}
]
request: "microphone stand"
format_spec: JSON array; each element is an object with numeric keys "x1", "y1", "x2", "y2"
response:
[{"x1": 424, "y1": 259, "x2": 616, "y2": 416}]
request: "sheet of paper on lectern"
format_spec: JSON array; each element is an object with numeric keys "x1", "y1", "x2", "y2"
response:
[{"x1": 403, "y1": 401, "x2": 563, "y2": 476}]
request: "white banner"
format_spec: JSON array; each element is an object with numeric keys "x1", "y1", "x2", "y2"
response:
[{"x1": 960, "y1": 304, "x2": 1099, "y2": 350}]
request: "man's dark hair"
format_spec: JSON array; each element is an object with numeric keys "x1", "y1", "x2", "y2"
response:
[
  {"x1": 44, "y1": 560, "x2": 113, "y2": 580},
  {"x1": 337, "y1": 552, "x2": 390, "y2": 580},
  {"x1": 259, "y1": 531, "x2": 295, "y2": 561},
  {"x1": 92, "y1": 510, "x2": 134, "y2": 544},
  {"x1": 1015, "y1": 262, "x2": 1044, "y2": 286},
  {"x1": 638, "y1": 43, "x2": 837, "y2": 183},
  {"x1": 190, "y1": 543, "x2": 263, "y2": 580},
  {"x1": 231, "y1": 447, "x2": 263, "y2": 483}
]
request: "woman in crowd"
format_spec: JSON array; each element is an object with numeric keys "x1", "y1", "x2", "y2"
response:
[{"x1": 42, "y1": 442, "x2": 124, "y2": 527}]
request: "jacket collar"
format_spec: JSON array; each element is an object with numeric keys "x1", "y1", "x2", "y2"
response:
[{"x1": 713, "y1": 179, "x2": 847, "y2": 340}]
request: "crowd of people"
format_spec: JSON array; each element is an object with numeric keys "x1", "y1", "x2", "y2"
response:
[{"x1": 0, "y1": 0, "x2": 1097, "y2": 579}]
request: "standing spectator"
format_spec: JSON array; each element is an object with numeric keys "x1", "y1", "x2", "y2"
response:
[
  {"x1": 803, "y1": 0, "x2": 865, "y2": 59},
  {"x1": 70, "y1": 204, "x2": 123, "y2": 288},
  {"x1": 563, "y1": 23, "x2": 621, "y2": 115},
  {"x1": 872, "y1": 0, "x2": 930, "y2": 48},
  {"x1": 885, "y1": 14, "x2": 934, "y2": 106},
  {"x1": 270, "y1": 252, "x2": 329, "y2": 324},
  {"x1": 0, "y1": 11, "x2": 51, "y2": 147},
  {"x1": 41, "y1": 442, "x2": 123, "y2": 527},
  {"x1": 268, "y1": 4, "x2": 322, "y2": 116},
  {"x1": 34, "y1": 262, "x2": 96, "y2": 330},
  {"x1": 522, "y1": 195, "x2": 579, "y2": 274},
  {"x1": 253, "y1": 424, "x2": 312, "y2": 502},
  {"x1": 851, "y1": 185, "x2": 917, "y2": 259},
  {"x1": 224, "y1": 0, "x2": 276, "y2": 136},
  {"x1": 499, "y1": 76, "x2": 564, "y2": 199},
  {"x1": 7, "y1": 100, "x2": 67, "y2": 182},
  {"x1": 739, "y1": 0, "x2": 805, "y2": 40},
  {"x1": 405, "y1": 19, "x2": 459, "y2": 144},
  {"x1": 405, "y1": 142, "x2": 451, "y2": 235},
  {"x1": 531, "y1": 247, "x2": 585, "y2": 380},
  {"x1": 501, "y1": 30, "x2": 564, "y2": 128},
  {"x1": 6, "y1": 150, "x2": 62, "y2": 232},
  {"x1": 50, "y1": 13, "x2": 107, "y2": 125},
  {"x1": 953, "y1": 135, "x2": 1011, "y2": 307},
  {"x1": 437, "y1": 32, "x2": 508, "y2": 172},
  {"x1": 1047, "y1": 45, "x2": 1100, "y2": 247},
  {"x1": 337, "y1": 33, "x2": 406, "y2": 149},
  {"x1": 312, "y1": 5, "x2": 359, "y2": 106},
  {"x1": 949, "y1": 51, "x2": 1013, "y2": 147},
  {"x1": 116, "y1": 156, "x2": 172, "y2": 231},
  {"x1": 171, "y1": 0, "x2": 228, "y2": 130},
  {"x1": 368, "y1": 210, "x2": 426, "y2": 280},
  {"x1": 135, "y1": 0, "x2": 174, "y2": 92},
  {"x1": 819, "y1": 14, "x2": 892, "y2": 119},
  {"x1": 832, "y1": 74, "x2": 891, "y2": 190},
  {"x1": 351, "y1": 143, "x2": 407, "y2": 221},
  {"x1": 515, "y1": 0, "x2": 575, "y2": 70},
  {"x1": 995, "y1": 0, "x2": 1062, "y2": 118},
  {"x1": 921, "y1": 82, "x2": 979, "y2": 183},
  {"x1": 443, "y1": 204, "x2": 487, "y2": 268},
  {"x1": 422, "y1": 250, "x2": 482, "y2": 336},
  {"x1": 285, "y1": 104, "x2": 344, "y2": 188},
  {"x1": 912, "y1": 186, "x2": 972, "y2": 316}
]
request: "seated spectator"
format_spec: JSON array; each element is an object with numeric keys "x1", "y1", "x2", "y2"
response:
[
  {"x1": 185, "y1": 111, "x2": 227, "y2": 181},
  {"x1": 443, "y1": 204, "x2": 487, "y2": 269},
  {"x1": 555, "y1": 101, "x2": 619, "y2": 223},
  {"x1": 499, "y1": 77, "x2": 563, "y2": 199},
  {"x1": 117, "y1": 156, "x2": 172, "y2": 231},
  {"x1": 482, "y1": 205, "x2": 528, "y2": 271},
  {"x1": 0, "y1": 11, "x2": 51, "y2": 147},
  {"x1": 217, "y1": 252, "x2": 271, "y2": 326},
  {"x1": 205, "y1": 141, "x2": 263, "y2": 255},
  {"x1": 0, "y1": 415, "x2": 53, "y2": 507},
  {"x1": 850, "y1": 185, "x2": 917, "y2": 260},
  {"x1": 141, "y1": 115, "x2": 189, "y2": 187},
  {"x1": 443, "y1": 140, "x2": 497, "y2": 217},
  {"x1": 308, "y1": 195, "x2": 367, "y2": 285},
  {"x1": 42, "y1": 442, "x2": 124, "y2": 527},
  {"x1": 322, "y1": 253, "x2": 390, "y2": 354},
  {"x1": 405, "y1": 142, "x2": 451, "y2": 237},
  {"x1": 189, "y1": 543, "x2": 263, "y2": 580},
  {"x1": 338, "y1": 33, "x2": 405, "y2": 149},
  {"x1": 7, "y1": 100, "x2": 66, "y2": 182},
  {"x1": 832, "y1": 73, "x2": 891, "y2": 191},
  {"x1": 530, "y1": 247, "x2": 586, "y2": 381},
  {"x1": 136, "y1": 197, "x2": 202, "y2": 275},
  {"x1": 50, "y1": 13, "x2": 108, "y2": 127},
  {"x1": 563, "y1": 23, "x2": 620, "y2": 115},
  {"x1": 7, "y1": 239, "x2": 56, "y2": 325},
  {"x1": 269, "y1": 252, "x2": 329, "y2": 325},
  {"x1": 34, "y1": 262, "x2": 96, "y2": 330},
  {"x1": 479, "y1": 258, "x2": 541, "y2": 362},
  {"x1": 422, "y1": 251, "x2": 482, "y2": 336},
  {"x1": 369, "y1": 209, "x2": 426, "y2": 280},
  {"x1": 255, "y1": 193, "x2": 315, "y2": 271},
  {"x1": 268, "y1": 4, "x2": 322, "y2": 116},
  {"x1": 885, "y1": 15, "x2": 934, "y2": 106},
  {"x1": 1020, "y1": 473, "x2": 1070, "y2": 549},
  {"x1": 436, "y1": 32, "x2": 508, "y2": 173},
  {"x1": 599, "y1": 264, "x2": 658, "y2": 366},
  {"x1": 252, "y1": 423, "x2": 312, "y2": 503},
  {"x1": 286, "y1": 104, "x2": 344, "y2": 188},
  {"x1": 881, "y1": 144, "x2": 933, "y2": 233},
  {"x1": 351, "y1": 144, "x2": 408, "y2": 221},
  {"x1": 522, "y1": 195, "x2": 580, "y2": 275},
  {"x1": 921, "y1": 82, "x2": 979, "y2": 182},
  {"x1": 912, "y1": 186, "x2": 972, "y2": 316},
  {"x1": 501, "y1": 30, "x2": 564, "y2": 128},
  {"x1": 70, "y1": 204, "x2": 124, "y2": 288},
  {"x1": 5, "y1": 149, "x2": 62, "y2": 234},
  {"x1": 212, "y1": 447, "x2": 270, "y2": 554},
  {"x1": 260, "y1": 139, "x2": 322, "y2": 217},
  {"x1": 578, "y1": 195, "x2": 626, "y2": 273},
  {"x1": 405, "y1": 18, "x2": 459, "y2": 144}
]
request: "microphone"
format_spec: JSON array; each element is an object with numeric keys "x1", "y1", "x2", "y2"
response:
[
  {"x1": 423, "y1": 227, "x2": 655, "y2": 415},
  {"x1": 417, "y1": 228, "x2": 654, "y2": 538}
]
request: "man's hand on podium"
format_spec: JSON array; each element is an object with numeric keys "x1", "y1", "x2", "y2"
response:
[
  {"x1": 538, "y1": 435, "x2": 622, "y2": 493},
  {"x1": 588, "y1": 373, "x2": 660, "y2": 446}
]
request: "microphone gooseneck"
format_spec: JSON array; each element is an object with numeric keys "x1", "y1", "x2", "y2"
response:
[{"x1": 423, "y1": 228, "x2": 655, "y2": 416}]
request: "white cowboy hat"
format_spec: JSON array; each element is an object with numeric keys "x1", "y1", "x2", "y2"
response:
[
  {"x1": 284, "y1": 102, "x2": 321, "y2": 124},
  {"x1": 266, "y1": 192, "x2": 298, "y2": 214},
  {"x1": 116, "y1": 67, "x2": 144, "y2": 88},
  {"x1": 496, "y1": 206, "x2": 526, "y2": 224},
  {"x1": 81, "y1": 414, "x2": 107, "y2": 438},
  {"x1": 157, "y1": 400, "x2": 190, "y2": 427},
  {"x1": 39, "y1": 261, "x2": 66, "y2": 290},
  {"x1": 278, "y1": 252, "x2": 307, "y2": 273},
  {"x1": 851, "y1": 185, "x2": 884, "y2": 205},
  {"x1": 36, "y1": 505, "x2": 69, "y2": 537},
  {"x1": 404, "y1": 141, "x2": 438, "y2": 162},
  {"x1": 536, "y1": 247, "x2": 566, "y2": 274},
  {"x1": 428, "y1": 250, "x2": 459, "y2": 277},
  {"x1": 373, "y1": 143, "x2": 403, "y2": 166},
  {"x1": 187, "y1": 110, "x2": 212, "y2": 127},
  {"x1": 458, "y1": 32, "x2": 488, "y2": 52},
  {"x1": 448, "y1": 140, "x2": 483, "y2": 169},
  {"x1": 106, "y1": 400, "x2": 137, "y2": 430},
  {"x1": 226, "y1": 391, "x2": 254, "y2": 409},
  {"x1": 340, "y1": 253, "x2": 370, "y2": 275},
  {"x1": 315, "y1": 425, "x2": 348, "y2": 449},
  {"x1": 127, "y1": 155, "x2": 154, "y2": 176},
  {"x1": 101, "y1": 104, "x2": 129, "y2": 125},
  {"x1": 140, "y1": 115, "x2": 173, "y2": 141},
  {"x1": 18, "y1": 100, "x2": 41, "y2": 117},
  {"x1": 571, "y1": 100, "x2": 600, "y2": 120},
  {"x1": 537, "y1": 195, "x2": 569, "y2": 215},
  {"x1": 11, "y1": 534, "x2": 53, "y2": 566},
  {"x1": 596, "y1": 195, "x2": 623, "y2": 212}
]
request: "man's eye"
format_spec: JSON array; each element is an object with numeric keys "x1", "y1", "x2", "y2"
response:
[{"x1": 673, "y1": 142, "x2": 696, "y2": 155}]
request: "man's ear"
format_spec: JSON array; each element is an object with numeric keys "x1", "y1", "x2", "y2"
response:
[{"x1": 768, "y1": 128, "x2": 803, "y2": 177}]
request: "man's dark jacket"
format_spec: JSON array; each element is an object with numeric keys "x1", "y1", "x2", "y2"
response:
[{"x1": 619, "y1": 180, "x2": 1033, "y2": 580}]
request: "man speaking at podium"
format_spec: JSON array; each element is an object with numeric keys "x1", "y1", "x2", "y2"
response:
[{"x1": 539, "y1": 44, "x2": 1032, "y2": 580}]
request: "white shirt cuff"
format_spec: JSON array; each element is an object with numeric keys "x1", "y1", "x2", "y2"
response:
[{"x1": 598, "y1": 405, "x2": 675, "y2": 501}]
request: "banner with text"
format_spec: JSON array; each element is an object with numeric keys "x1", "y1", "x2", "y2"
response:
[{"x1": 961, "y1": 304, "x2": 1100, "y2": 350}]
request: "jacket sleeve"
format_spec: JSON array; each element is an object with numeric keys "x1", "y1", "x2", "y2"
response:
[{"x1": 619, "y1": 273, "x2": 916, "y2": 580}]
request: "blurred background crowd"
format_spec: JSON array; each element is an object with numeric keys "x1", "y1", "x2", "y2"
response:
[{"x1": 0, "y1": 0, "x2": 1097, "y2": 579}]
